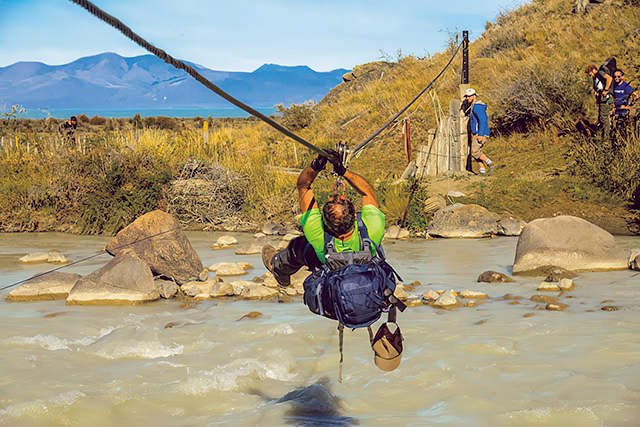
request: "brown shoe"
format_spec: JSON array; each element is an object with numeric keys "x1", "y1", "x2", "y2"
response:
[{"x1": 261, "y1": 245, "x2": 290, "y2": 287}]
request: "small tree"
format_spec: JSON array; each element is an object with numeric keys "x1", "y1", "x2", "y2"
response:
[{"x1": 275, "y1": 101, "x2": 315, "y2": 131}]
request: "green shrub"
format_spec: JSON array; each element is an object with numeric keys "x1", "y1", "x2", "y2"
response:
[{"x1": 89, "y1": 115, "x2": 107, "y2": 126}]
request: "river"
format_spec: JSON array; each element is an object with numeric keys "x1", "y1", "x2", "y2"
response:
[{"x1": 0, "y1": 232, "x2": 639, "y2": 426}]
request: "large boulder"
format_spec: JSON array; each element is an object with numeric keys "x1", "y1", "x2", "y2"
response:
[
  {"x1": 512, "y1": 215, "x2": 628, "y2": 275},
  {"x1": 428, "y1": 204, "x2": 500, "y2": 238},
  {"x1": 67, "y1": 249, "x2": 159, "y2": 305},
  {"x1": 105, "y1": 210, "x2": 204, "y2": 284},
  {"x1": 6, "y1": 272, "x2": 81, "y2": 302}
]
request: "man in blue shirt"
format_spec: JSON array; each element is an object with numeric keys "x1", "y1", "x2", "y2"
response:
[
  {"x1": 613, "y1": 69, "x2": 633, "y2": 123},
  {"x1": 464, "y1": 88, "x2": 495, "y2": 174}
]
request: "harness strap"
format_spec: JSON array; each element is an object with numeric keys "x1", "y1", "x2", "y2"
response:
[
  {"x1": 388, "y1": 305, "x2": 397, "y2": 323},
  {"x1": 367, "y1": 325, "x2": 374, "y2": 345},
  {"x1": 338, "y1": 323, "x2": 344, "y2": 383}
]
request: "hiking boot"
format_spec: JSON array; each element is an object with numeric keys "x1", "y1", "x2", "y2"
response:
[
  {"x1": 488, "y1": 162, "x2": 497, "y2": 174},
  {"x1": 261, "y1": 245, "x2": 291, "y2": 287}
]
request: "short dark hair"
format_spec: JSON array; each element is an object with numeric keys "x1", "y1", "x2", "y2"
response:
[
  {"x1": 322, "y1": 196, "x2": 355, "y2": 237},
  {"x1": 614, "y1": 68, "x2": 624, "y2": 76},
  {"x1": 585, "y1": 64, "x2": 597, "y2": 74}
]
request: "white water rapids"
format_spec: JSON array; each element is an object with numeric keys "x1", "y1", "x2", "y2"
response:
[{"x1": 0, "y1": 231, "x2": 639, "y2": 426}]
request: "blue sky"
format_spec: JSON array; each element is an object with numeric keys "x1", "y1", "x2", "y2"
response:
[{"x1": 0, "y1": 0, "x2": 524, "y2": 72}]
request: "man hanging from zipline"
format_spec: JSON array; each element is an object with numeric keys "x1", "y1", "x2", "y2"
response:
[
  {"x1": 261, "y1": 150, "x2": 385, "y2": 284},
  {"x1": 262, "y1": 149, "x2": 404, "y2": 374}
]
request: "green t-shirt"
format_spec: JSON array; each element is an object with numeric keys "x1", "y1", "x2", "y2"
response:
[{"x1": 299, "y1": 204, "x2": 386, "y2": 264}]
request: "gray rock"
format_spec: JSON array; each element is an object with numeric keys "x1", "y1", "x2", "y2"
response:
[
  {"x1": 477, "y1": 270, "x2": 515, "y2": 283},
  {"x1": 544, "y1": 268, "x2": 577, "y2": 282},
  {"x1": 628, "y1": 249, "x2": 640, "y2": 271},
  {"x1": 19, "y1": 251, "x2": 70, "y2": 264},
  {"x1": 262, "y1": 221, "x2": 288, "y2": 236},
  {"x1": 458, "y1": 290, "x2": 489, "y2": 299},
  {"x1": 6, "y1": 272, "x2": 81, "y2": 302},
  {"x1": 422, "y1": 289, "x2": 439, "y2": 301},
  {"x1": 181, "y1": 280, "x2": 213, "y2": 299},
  {"x1": 155, "y1": 279, "x2": 179, "y2": 299},
  {"x1": 105, "y1": 210, "x2": 204, "y2": 285},
  {"x1": 429, "y1": 204, "x2": 500, "y2": 238},
  {"x1": 432, "y1": 290, "x2": 460, "y2": 308},
  {"x1": 512, "y1": 216, "x2": 628, "y2": 275},
  {"x1": 537, "y1": 282, "x2": 561, "y2": 292},
  {"x1": 209, "y1": 280, "x2": 234, "y2": 298},
  {"x1": 67, "y1": 249, "x2": 159, "y2": 305},
  {"x1": 385, "y1": 225, "x2": 410, "y2": 240},
  {"x1": 212, "y1": 235, "x2": 237, "y2": 249},
  {"x1": 559, "y1": 278, "x2": 575, "y2": 291},
  {"x1": 497, "y1": 216, "x2": 526, "y2": 236},
  {"x1": 214, "y1": 262, "x2": 250, "y2": 276}
]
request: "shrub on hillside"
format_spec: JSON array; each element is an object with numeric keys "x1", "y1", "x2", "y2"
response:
[
  {"x1": 156, "y1": 116, "x2": 178, "y2": 130},
  {"x1": 275, "y1": 102, "x2": 314, "y2": 131},
  {"x1": 492, "y1": 61, "x2": 587, "y2": 133},
  {"x1": 569, "y1": 121, "x2": 640, "y2": 205},
  {"x1": 89, "y1": 115, "x2": 107, "y2": 126}
]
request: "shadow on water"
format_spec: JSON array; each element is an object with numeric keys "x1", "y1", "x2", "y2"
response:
[{"x1": 248, "y1": 379, "x2": 358, "y2": 426}]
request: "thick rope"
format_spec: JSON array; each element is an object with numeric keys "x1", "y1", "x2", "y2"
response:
[
  {"x1": 0, "y1": 225, "x2": 182, "y2": 292},
  {"x1": 348, "y1": 42, "x2": 463, "y2": 162},
  {"x1": 68, "y1": 0, "x2": 333, "y2": 160}
]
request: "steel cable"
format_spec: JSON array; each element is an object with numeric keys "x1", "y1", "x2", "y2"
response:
[{"x1": 68, "y1": 0, "x2": 333, "y2": 159}]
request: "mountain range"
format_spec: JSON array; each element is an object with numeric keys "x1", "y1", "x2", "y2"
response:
[{"x1": 0, "y1": 52, "x2": 348, "y2": 111}]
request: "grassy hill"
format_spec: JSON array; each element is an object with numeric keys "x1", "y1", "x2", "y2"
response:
[{"x1": 1, "y1": 0, "x2": 639, "y2": 235}]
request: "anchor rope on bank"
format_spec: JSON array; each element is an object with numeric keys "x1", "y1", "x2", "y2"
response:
[
  {"x1": 0, "y1": 226, "x2": 183, "y2": 292},
  {"x1": 348, "y1": 42, "x2": 462, "y2": 163}
]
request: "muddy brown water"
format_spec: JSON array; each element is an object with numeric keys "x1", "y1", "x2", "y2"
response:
[{"x1": 0, "y1": 232, "x2": 639, "y2": 426}]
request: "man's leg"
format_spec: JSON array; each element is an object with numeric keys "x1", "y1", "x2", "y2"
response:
[
  {"x1": 598, "y1": 101, "x2": 612, "y2": 141},
  {"x1": 262, "y1": 236, "x2": 320, "y2": 286}
]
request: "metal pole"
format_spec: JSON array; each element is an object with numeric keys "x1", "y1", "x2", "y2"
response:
[{"x1": 462, "y1": 30, "x2": 469, "y2": 84}]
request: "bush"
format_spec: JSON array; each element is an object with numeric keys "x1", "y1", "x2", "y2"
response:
[
  {"x1": 156, "y1": 116, "x2": 178, "y2": 130},
  {"x1": 492, "y1": 61, "x2": 588, "y2": 133},
  {"x1": 89, "y1": 115, "x2": 107, "y2": 126},
  {"x1": 275, "y1": 102, "x2": 315, "y2": 131},
  {"x1": 568, "y1": 121, "x2": 640, "y2": 205}
]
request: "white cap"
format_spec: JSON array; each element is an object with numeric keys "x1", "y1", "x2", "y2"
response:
[{"x1": 464, "y1": 88, "x2": 477, "y2": 97}]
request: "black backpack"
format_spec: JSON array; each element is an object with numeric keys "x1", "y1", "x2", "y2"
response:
[
  {"x1": 601, "y1": 57, "x2": 617, "y2": 76},
  {"x1": 302, "y1": 214, "x2": 405, "y2": 329},
  {"x1": 302, "y1": 214, "x2": 406, "y2": 380}
]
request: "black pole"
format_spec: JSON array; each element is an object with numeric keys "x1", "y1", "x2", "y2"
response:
[{"x1": 462, "y1": 30, "x2": 469, "y2": 84}]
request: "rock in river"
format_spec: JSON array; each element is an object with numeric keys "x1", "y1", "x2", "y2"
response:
[
  {"x1": 512, "y1": 215, "x2": 628, "y2": 275},
  {"x1": 105, "y1": 210, "x2": 205, "y2": 284},
  {"x1": 67, "y1": 249, "x2": 159, "y2": 305},
  {"x1": 6, "y1": 272, "x2": 81, "y2": 302}
]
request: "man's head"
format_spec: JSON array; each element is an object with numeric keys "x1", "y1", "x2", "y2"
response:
[
  {"x1": 585, "y1": 64, "x2": 597, "y2": 78},
  {"x1": 464, "y1": 87, "x2": 477, "y2": 102},
  {"x1": 614, "y1": 69, "x2": 624, "y2": 82},
  {"x1": 322, "y1": 195, "x2": 355, "y2": 237},
  {"x1": 70, "y1": 116, "x2": 77, "y2": 128}
]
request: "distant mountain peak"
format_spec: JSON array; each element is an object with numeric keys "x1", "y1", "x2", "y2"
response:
[{"x1": 0, "y1": 53, "x2": 350, "y2": 110}]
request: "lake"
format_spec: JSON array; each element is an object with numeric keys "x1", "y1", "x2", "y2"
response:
[
  {"x1": 0, "y1": 231, "x2": 639, "y2": 426},
  {"x1": 10, "y1": 107, "x2": 278, "y2": 120}
]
